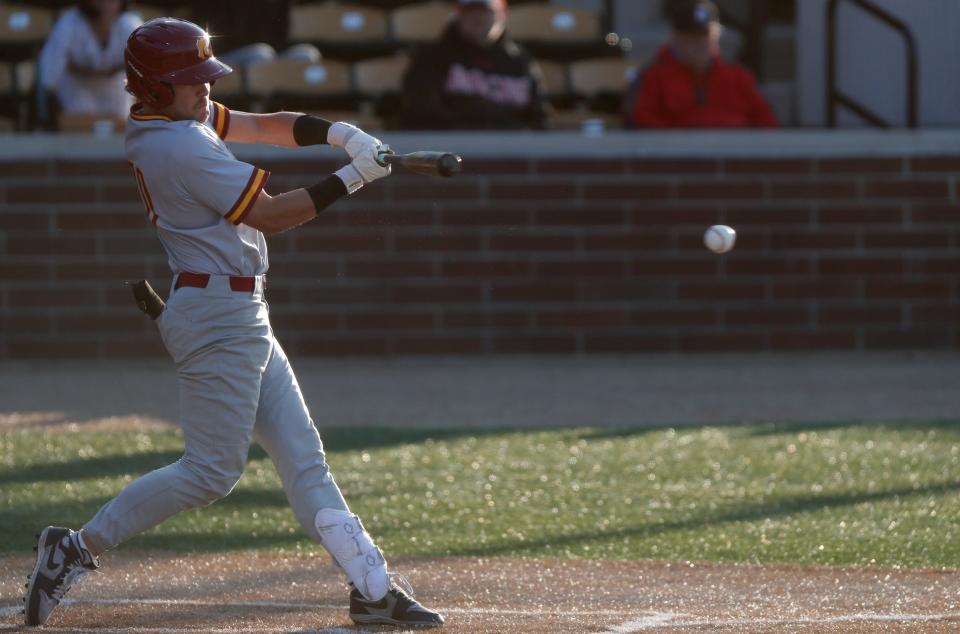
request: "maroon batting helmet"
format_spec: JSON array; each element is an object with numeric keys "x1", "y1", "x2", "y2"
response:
[{"x1": 125, "y1": 18, "x2": 232, "y2": 108}]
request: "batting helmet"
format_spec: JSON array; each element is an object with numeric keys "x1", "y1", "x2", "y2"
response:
[{"x1": 124, "y1": 18, "x2": 232, "y2": 109}]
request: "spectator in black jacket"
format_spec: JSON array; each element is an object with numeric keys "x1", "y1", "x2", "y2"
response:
[{"x1": 401, "y1": 0, "x2": 548, "y2": 130}]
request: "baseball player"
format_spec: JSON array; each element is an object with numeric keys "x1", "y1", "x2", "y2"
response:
[{"x1": 24, "y1": 18, "x2": 443, "y2": 629}]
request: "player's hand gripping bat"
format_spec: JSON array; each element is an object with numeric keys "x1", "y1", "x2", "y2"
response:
[{"x1": 376, "y1": 150, "x2": 462, "y2": 178}]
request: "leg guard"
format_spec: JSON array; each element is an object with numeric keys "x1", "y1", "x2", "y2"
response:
[{"x1": 314, "y1": 509, "x2": 389, "y2": 601}]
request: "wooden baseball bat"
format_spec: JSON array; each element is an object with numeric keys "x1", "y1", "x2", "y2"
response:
[{"x1": 377, "y1": 151, "x2": 462, "y2": 178}]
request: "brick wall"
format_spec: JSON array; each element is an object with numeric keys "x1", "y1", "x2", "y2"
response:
[{"x1": 1, "y1": 153, "x2": 957, "y2": 358}]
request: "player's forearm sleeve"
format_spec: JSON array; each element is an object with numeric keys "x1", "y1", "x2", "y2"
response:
[
  {"x1": 293, "y1": 115, "x2": 333, "y2": 146},
  {"x1": 306, "y1": 175, "x2": 348, "y2": 215}
]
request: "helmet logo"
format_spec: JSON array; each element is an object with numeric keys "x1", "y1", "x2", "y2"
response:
[{"x1": 196, "y1": 37, "x2": 212, "y2": 60}]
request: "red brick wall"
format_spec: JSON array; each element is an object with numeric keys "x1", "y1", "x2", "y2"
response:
[{"x1": 1, "y1": 155, "x2": 957, "y2": 358}]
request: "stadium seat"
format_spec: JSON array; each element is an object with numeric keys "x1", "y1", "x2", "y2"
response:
[
  {"x1": 0, "y1": 4, "x2": 53, "y2": 51},
  {"x1": 0, "y1": 60, "x2": 34, "y2": 95},
  {"x1": 353, "y1": 54, "x2": 409, "y2": 97},
  {"x1": 0, "y1": 60, "x2": 33, "y2": 130},
  {"x1": 289, "y1": 3, "x2": 388, "y2": 43},
  {"x1": 305, "y1": 108, "x2": 381, "y2": 131},
  {"x1": 507, "y1": 4, "x2": 601, "y2": 46},
  {"x1": 390, "y1": 1, "x2": 454, "y2": 44},
  {"x1": 213, "y1": 68, "x2": 245, "y2": 101},
  {"x1": 0, "y1": 62, "x2": 11, "y2": 95},
  {"x1": 535, "y1": 59, "x2": 567, "y2": 100},
  {"x1": 58, "y1": 113, "x2": 125, "y2": 134},
  {"x1": 352, "y1": 54, "x2": 409, "y2": 128},
  {"x1": 568, "y1": 57, "x2": 639, "y2": 99},
  {"x1": 567, "y1": 57, "x2": 638, "y2": 116},
  {"x1": 247, "y1": 58, "x2": 351, "y2": 96},
  {"x1": 550, "y1": 107, "x2": 622, "y2": 131}
]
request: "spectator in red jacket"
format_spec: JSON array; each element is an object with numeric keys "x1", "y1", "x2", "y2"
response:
[{"x1": 627, "y1": 0, "x2": 777, "y2": 129}]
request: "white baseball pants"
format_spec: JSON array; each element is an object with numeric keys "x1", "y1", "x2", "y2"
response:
[{"x1": 82, "y1": 275, "x2": 349, "y2": 554}]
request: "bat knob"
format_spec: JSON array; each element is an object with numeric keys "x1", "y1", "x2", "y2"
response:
[
  {"x1": 375, "y1": 145, "x2": 393, "y2": 167},
  {"x1": 438, "y1": 153, "x2": 462, "y2": 178}
]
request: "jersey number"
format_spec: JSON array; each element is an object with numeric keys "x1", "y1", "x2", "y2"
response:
[{"x1": 129, "y1": 162, "x2": 158, "y2": 226}]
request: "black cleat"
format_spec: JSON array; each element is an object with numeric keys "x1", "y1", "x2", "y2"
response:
[
  {"x1": 349, "y1": 581, "x2": 444, "y2": 628},
  {"x1": 24, "y1": 527, "x2": 99, "y2": 626}
]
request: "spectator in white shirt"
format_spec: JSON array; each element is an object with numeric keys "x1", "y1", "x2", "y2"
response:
[{"x1": 38, "y1": 0, "x2": 142, "y2": 124}]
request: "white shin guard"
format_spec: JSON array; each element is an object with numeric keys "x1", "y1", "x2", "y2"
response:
[{"x1": 314, "y1": 509, "x2": 389, "y2": 601}]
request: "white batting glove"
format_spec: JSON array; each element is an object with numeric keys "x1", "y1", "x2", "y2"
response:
[
  {"x1": 334, "y1": 144, "x2": 391, "y2": 194},
  {"x1": 327, "y1": 121, "x2": 383, "y2": 160}
]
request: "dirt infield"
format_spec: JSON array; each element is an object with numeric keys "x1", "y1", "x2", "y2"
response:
[{"x1": 1, "y1": 552, "x2": 959, "y2": 633}]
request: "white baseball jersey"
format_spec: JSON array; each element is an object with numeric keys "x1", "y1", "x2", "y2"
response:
[
  {"x1": 38, "y1": 8, "x2": 142, "y2": 119},
  {"x1": 125, "y1": 101, "x2": 271, "y2": 276}
]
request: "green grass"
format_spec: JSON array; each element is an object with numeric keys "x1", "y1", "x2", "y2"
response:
[{"x1": 2, "y1": 422, "x2": 959, "y2": 567}]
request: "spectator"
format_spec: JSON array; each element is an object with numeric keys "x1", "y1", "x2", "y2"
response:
[
  {"x1": 192, "y1": 1, "x2": 320, "y2": 67},
  {"x1": 401, "y1": 0, "x2": 548, "y2": 130},
  {"x1": 37, "y1": 0, "x2": 142, "y2": 123},
  {"x1": 626, "y1": 0, "x2": 777, "y2": 129}
]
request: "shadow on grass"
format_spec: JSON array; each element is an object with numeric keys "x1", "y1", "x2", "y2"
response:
[
  {"x1": 744, "y1": 420, "x2": 960, "y2": 437},
  {"x1": 0, "y1": 445, "x2": 270, "y2": 485},
  {"x1": 577, "y1": 427, "x2": 675, "y2": 441},
  {"x1": 6, "y1": 471, "x2": 958, "y2": 556},
  {"x1": 11, "y1": 422, "x2": 958, "y2": 487},
  {"x1": 0, "y1": 450, "x2": 184, "y2": 485},
  {"x1": 0, "y1": 427, "x2": 516, "y2": 485},
  {"x1": 0, "y1": 486, "x2": 299, "y2": 553},
  {"x1": 318, "y1": 426, "x2": 515, "y2": 453},
  {"x1": 0, "y1": 427, "x2": 509, "y2": 553},
  {"x1": 0, "y1": 496, "x2": 115, "y2": 538},
  {"x1": 6, "y1": 423, "x2": 959, "y2": 556},
  {"x1": 576, "y1": 420, "x2": 960, "y2": 442},
  {"x1": 442, "y1": 479, "x2": 960, "y2": 558}
]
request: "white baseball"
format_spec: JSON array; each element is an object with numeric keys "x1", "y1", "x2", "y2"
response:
[{"x1": 703, "y1": 225, "x2": 737, "y2": 254}]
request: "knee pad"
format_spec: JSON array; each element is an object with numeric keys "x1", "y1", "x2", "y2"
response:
[{"x1": 314, "y1": 509, "x2": 388, "y2": 601}]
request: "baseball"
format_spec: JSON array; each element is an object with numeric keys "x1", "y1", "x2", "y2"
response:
[{"x1": 703, "y1": 225, "x2": 737, "y2": 254}]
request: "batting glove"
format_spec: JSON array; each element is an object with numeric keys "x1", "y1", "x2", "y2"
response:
[
  {"x1": 334, "y1": 144, "x2": 391, "y2": 194},
  {"x1": 327, "y1": 121, "x2": 383, "y2": 161}
]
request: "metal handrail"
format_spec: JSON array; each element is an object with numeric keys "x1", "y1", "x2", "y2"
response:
[{"x1": 826, "y1": 0, "x2": 918, "y2": 128}]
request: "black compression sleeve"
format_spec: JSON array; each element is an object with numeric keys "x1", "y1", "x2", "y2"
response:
[
  {"x1": 293, "y1": 114, "x2": 333, "y2": 146},
  {"x1": 306, "y1": 175, "x2": 348, "y2": 215}
]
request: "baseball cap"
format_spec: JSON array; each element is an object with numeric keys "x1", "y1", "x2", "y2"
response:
[{"x1": 669, "y1": 0, "x2": 719, "y2": 34}]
